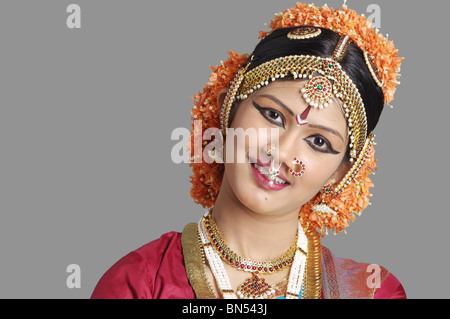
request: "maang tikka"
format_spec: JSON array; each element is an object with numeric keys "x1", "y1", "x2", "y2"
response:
[{"x1": 301, "y1": 76, "x2": 333, "y2": 110}]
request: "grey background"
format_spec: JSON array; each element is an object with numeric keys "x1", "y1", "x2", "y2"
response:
[{"x1": 0, "y1": 0, "x2": 447, "y2": 299}]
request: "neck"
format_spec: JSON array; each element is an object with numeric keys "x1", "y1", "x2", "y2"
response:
[{"x1": 211, "y1": 182, "x2": 299, "y2": 262}]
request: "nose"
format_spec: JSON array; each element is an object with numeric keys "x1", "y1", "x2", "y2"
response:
[{"x1": 275, "y1": 131, "x2": 306, "y2": 178}]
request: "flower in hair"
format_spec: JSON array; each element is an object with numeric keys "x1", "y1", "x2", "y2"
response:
[
  {"x1": 259, "y1": 2, "x2": 403, "y2": 105},
  {"x1": 299, "y1": 145, "x2": 377, "y2": 235},
  {"x1": 189, "y1": 51, "x2": 248, "y2": 208}
]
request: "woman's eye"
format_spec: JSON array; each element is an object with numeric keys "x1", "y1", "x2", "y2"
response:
[
  {"x1": 265, "y1": 110, "x2": 283, "y2": 124},
  {"x1": 305, "y1": 135, "x2": 338, "y2": 154},
  {"x1": 314, "y1": 136, "x2": 326, "y2": 147},
  {"x1": 252, "y1": 101, "x2": 285, "y2": 127}
]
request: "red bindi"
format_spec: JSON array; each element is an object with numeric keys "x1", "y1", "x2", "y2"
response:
[{"x1": 296, "y1": 105, "x2": 311, "y2": 126}]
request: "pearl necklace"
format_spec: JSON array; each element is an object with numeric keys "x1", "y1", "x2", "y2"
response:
[{"x1": 198, "y1": 210, "x2": 308, "y2": 299}]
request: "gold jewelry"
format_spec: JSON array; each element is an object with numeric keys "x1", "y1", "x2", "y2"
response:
[
  {"x1": 198, "y1": 210, "x2": 313, "y2": 299},
  {"x1": 312, "y1": 184, "x2": 338, "y2": 216},
  {"x1": 266, "y1": 146, "x2": 275, "y2": 157},
  {"x1": 289, "y1": 157, "x2": 306, "y2": 177},
  {"x1": 304, "y1": 226, "x2": 322, "y2": 299},
  {"x1": 203, "y1": 211, "x2": 298, "y2": 274},
  {"x1": 258, "y1": 3, "x2": 403, "y2": 105},
  {"x1": 364, "y1": 51, "x2": 385, "y2": 88},
  {"x1": 332, "y1": 35, "x2": 352, "y2": 61},
  {"x1": 333, "y1": 133, "x2": 375, "y2": 195},
  {"x1": 222, "y1": 55, "x2": 367, "y2": 163},
  {"x1": 309, "y1": 134, "x2": 375, "y2": 234},
  {"x1": 301, "y1": 76, "x2": 333, "y2": 109},
  {"x1": 311, "y1": 134, "x2": 374, "y2": 209},
  {"x1": 190, "y1": 2, "x2": 399, "y2": 235},
  {"x1": 287, "y1": 26, "x2": 321, "y2": 40},
  {"x1": 236, "y1": 273, "x2": 276, "y2": 299}
]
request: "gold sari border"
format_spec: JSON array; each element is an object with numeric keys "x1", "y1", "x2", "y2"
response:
[{"x1": 181, "y1": 223, "x2": 216, "y2": 299}]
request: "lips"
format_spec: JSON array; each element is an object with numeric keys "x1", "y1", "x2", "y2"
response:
[{"x1": 250, "y1": 160, "x2": 290, "y2": 191}]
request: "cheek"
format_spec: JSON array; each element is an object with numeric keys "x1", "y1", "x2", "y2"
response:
[
  {"x1": 293, "y1": 156, "x2": 343, "y2": 197},
  {"x1": 226, "y1": 113, "x2": 270, "y2": 161}
]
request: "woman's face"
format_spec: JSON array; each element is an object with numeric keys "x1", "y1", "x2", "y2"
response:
[{"x1": 221, "y1": 79, "x2": 349, "y2": 217}]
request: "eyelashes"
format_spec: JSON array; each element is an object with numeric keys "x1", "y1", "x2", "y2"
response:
[
  {"x1": 304, "y1": 136, "x2": 339, "y2": 154},
  {"x1": 252, "y1": 101, "x2": 285, "y2": 127}
]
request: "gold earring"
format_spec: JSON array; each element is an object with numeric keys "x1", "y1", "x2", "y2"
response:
[{"x1": 312, "y1": 184, "x2": 338, "y2": 215}]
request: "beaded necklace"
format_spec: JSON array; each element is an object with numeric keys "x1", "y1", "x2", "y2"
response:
[
  {"x1": 198, "y1": 210, "x2": 307, "y2": 299},
  {"x1": 203, "y1": 212, "x2": 299, "y2": 274}
]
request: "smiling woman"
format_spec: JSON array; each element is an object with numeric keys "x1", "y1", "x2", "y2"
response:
[{"x1": 91, "y1": 2, "x2": 405, "y2": 299}]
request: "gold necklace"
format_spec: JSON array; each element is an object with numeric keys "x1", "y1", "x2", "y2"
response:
[
  {"x1": 182, "y1": 221, "x2": 322, "y2": 299},
  {"x1": 202, "y1": 212, "x2": 303, "y2": 299},
  {"x1": 203, "y1": 211, "x2": 299, "y2": 274}
]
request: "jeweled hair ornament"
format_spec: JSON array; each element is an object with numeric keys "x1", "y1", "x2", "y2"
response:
[
  {"x1": 287, "y1": 26, "x2": 321, "y2": 40},
  {"x1": 260, "y1": 3, "x2": 402, "y2": 105},
  {"x1": 301, "y1": 76, "x2": 333, "y2": 109},
  {"x1": 332, "y1": 35, "x2": 352, "y2": 62}
]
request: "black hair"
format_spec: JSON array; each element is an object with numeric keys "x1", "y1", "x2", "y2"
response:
[{"x1": 246, "y1": 27, "x2": 384, "y2": 134}]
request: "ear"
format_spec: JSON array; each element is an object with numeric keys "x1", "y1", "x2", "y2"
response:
[
  {"x1": 217, "y1": 88, "x2": 229, "y2": 109},
  {"x1": 326, "y1": 157, "x2": 352, "y2": 187}
]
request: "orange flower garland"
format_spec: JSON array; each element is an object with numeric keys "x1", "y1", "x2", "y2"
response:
[
  {"x1": 189, "y1": 2, "x2": 398, "y2": 235},
  {"x1": 300, "y1": 145, "x2": 377, "y2": 235},
  {"x1": 189, "y1": 52, "x2": 248, "y2": 208},
  {"x1": 258, "y1": 2, "x2": 403, "y2": 105}
]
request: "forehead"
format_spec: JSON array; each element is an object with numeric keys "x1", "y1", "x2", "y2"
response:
[{"x1": 251, "y1": 79, "x2": 346, "y2": 126}]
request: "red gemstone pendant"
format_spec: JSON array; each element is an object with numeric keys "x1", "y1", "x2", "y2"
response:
[{"x1": 236, "y1": 273, "x2": 275, "y2": 299}]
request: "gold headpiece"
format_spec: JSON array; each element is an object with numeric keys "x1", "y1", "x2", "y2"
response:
[
  {"x1": 287, "y1": 26, "x2": 321, "y2": 40},
  {"x1": 260, "y1": 3, "x2": 403, "y2": 105},
  {"x1": 220, "y1": 3, "x2": 403, "y2": 162},
  {"x1": 221, "y1": 54, "x2": 367, "y2": 161}
]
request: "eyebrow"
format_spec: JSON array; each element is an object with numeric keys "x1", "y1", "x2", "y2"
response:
[
  {"x1": 256, "y1": 94, "x2": 295, "y2": 116},
  {"x1": 307, "y1": 123, "x2": 345, "y2": 142}
]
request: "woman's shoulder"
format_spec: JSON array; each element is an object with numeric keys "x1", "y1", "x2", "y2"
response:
[
  {"x1": 321, "y1": 246, "x2": 406, "y2": 299},
  {"x1": 133, "y1": 231, "x2": 183, "y2": 262},
  {"x1": 91, "y1": 231, "x2": 195, "y2": 299}
]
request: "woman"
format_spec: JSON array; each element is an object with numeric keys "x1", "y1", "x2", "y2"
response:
[{"x1": 91, "y1": 2, "x2": 405, "y2": 299}]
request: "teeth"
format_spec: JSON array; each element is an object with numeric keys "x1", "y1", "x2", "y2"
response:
[
  {"x1": 254, "y1": 163, "x2": 287, "y2": 185},
  {"x1": 272, "y1": 176, "x2": 287, "y2": 185}
]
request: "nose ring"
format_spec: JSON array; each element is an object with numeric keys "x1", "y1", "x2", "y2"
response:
[
  {"x1": 266, "y1": 146, "x2": 276, "y2": 157},
  {"x1": 290, "y1": 157, "x2": 306, "y2": 177},
  {"x1": 265, "y1": 146, "x2": 281, "y2": 183},
  {"x1": 266, "y1": 147, "x2": 280, "y2": 176}
]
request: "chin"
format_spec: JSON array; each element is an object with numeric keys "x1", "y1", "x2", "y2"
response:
[{"x1": 232, "y1": 183, "x2": 293, "y2": 216}]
